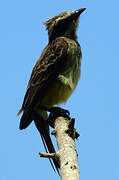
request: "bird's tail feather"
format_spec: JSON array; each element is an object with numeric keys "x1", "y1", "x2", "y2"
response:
[
  {"x1": 40, "y1": 133, "x2": 56, "y2": 172},
  {"x1": 33, "y1": 114, "x2": 59, "y2": 174},
  {"x1": 19, "y1": 111, "x2": 33, "y2": 130},
  {"x1": 19, "y1": 110, "x2": 59, "y2": 174}
]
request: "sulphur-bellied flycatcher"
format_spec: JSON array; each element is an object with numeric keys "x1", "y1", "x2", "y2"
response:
[{"x1": 17, "y1": 8, "x2": 86, "y2": 173}]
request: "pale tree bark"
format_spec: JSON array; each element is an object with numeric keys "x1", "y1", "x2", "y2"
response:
[
  {"x1": 40, "y1": 116, "x2": 80, "y2": 180},
  {"x1": 54, "y1": 117, "x2": 79, "y2": 180}
]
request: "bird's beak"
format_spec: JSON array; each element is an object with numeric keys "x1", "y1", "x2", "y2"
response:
[{"x1": 73, "y1": 8, "x2": 86, "y2": 18}]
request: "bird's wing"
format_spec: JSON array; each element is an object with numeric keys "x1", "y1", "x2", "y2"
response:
[
  {"x1": 22, "y1": 37, "x2": 68, "y2": 111},
  {"x1": 18, "y1": 38, "x2": 69, "y2": 174}
]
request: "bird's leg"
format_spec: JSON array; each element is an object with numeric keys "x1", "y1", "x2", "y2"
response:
[{"x1": 39, "y1": 105, "x2": 71, "y2": 128}]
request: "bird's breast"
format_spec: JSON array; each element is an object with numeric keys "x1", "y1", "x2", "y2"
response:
[
  {"x1": 36, "y1": 38, "x2": 82, "y2": 109},
  {"x1": 41, "y1": 40, "x2": 82, "y2": 107},
  {"x1": 58, "y1": 38, "x2": 82, "y2": 90}
]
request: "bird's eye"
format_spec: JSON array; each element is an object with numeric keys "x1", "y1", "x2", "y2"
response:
[
  {"x1": 73, "y1": 19, "x2": 76, "y2": 25},
  {"x1": 54, "y1": 21, "x2": 57, "y2": 26}
]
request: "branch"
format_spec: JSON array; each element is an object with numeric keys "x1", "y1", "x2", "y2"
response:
[
  {"x1": 37, "y1": 113, "x2": 80, "y2": 179},
  {"x1": 54, "y1": 117, "x2": 80, "y2": 180}
]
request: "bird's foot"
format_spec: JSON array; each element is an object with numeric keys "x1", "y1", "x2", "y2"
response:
[
  {"x1": 47, "y1": 106, "x2": 71, "y2": 128},
  {"x1": 39, "y1": 105, "x2": 71, "y2": 128}
]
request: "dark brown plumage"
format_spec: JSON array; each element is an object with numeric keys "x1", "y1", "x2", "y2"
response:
[
  {"x1": 17, "y1": 8, "x2": 85, "y2": 174},
  {"x1": 18, "y1": 38, "x2": 69, "y2": 173}
]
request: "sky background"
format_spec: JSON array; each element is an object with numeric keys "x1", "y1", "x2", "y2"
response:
[{"x1": 0, "y1": 0, "x2": 119, "y2": 179}]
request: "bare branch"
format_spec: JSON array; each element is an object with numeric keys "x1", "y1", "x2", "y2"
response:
[
  {"x1": 39, "y1": 152, "x2": 56, "y2": 158},
  {"x1": 54, "y1": 117, "x2": 80, "y2": 180}
]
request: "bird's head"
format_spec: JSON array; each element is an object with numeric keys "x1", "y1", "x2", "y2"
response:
[{"x1": 44, "y1": 8, "x2": 86, "y2": 42}]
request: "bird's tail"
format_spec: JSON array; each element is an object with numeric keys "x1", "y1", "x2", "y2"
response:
[
  {"x1": 19, "y1": 110, "x2": 59, "y2": 174},
  {"x1": 33, "y1": 112, "x2": 60, "y2": 174}
]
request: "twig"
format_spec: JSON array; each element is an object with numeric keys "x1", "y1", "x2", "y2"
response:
[{"x1": 39, "y1": 152, "x2": 56, "y2": 158}]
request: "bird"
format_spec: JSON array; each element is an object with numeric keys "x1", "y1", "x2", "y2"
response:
[{"x1": 17, "y1": 8, "x2": 86, "y2": 173}]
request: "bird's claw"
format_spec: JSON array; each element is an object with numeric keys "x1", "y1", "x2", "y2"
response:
[
  {"x1": 39, "y1": 105, "x2": 71, "y2": 128},
  {"x1": 49, "y1": 107, "x2": 70, "y2": 116},
  {"x1": 48, "y1": 107, "x2": 70, "y2": 128}
]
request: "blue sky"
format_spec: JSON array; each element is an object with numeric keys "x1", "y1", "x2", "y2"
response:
[{"x1": 0, "y1": 0, "x2": 119, "y2": 179}]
